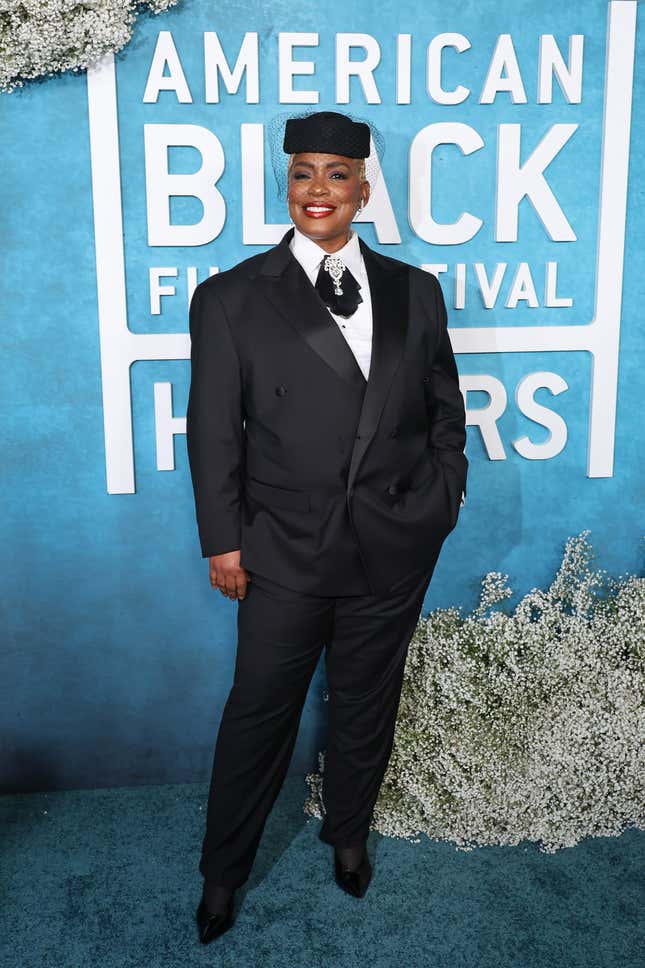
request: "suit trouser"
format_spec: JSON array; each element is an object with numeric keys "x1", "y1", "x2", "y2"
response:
[{"x1": 198, "y1": 556, "x2": 438, "y2": 888}]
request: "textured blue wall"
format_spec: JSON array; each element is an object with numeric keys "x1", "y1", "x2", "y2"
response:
[{"x1": 2, "y1": 0, "x2": 643, "y2": 792}]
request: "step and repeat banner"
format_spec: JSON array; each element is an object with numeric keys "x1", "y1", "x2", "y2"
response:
[{"x1": 2, "y1": 0, "x2": 642, "y2": 791}]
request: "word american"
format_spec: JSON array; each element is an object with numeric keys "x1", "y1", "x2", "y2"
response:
[{"x1": 142, "y1": 30, "x2": 584, "y2": 106}]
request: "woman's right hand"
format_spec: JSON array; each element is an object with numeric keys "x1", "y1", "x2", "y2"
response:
[{"x1": 209, "y1": 551, "x2": 251, "y2": 601}]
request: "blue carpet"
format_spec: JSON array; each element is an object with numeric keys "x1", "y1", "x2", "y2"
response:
[{"x1": 0, "y1": 775, "x2": 642, "y2": 968}]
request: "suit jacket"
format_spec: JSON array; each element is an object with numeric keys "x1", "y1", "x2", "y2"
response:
[{"x1": 186, "y1": 226, "x2": 468, "y2": 596}]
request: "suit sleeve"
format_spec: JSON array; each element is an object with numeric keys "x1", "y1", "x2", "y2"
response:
[
  {"x1": 426, "y1": 274, "x2": 468, "y2": 500},
  {"x1": 186, "y1": 282, "x2": 245, "y2": 557}
]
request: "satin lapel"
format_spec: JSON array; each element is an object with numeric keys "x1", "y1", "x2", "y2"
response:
[
  {"x1": 258, "y1": 228, "x2": 410, "y2": 490},
  {"x1": 347, "y1": 239, "x2": 409, "y2": 491},
  {"x1": 260, "y1": 228, "x2": 365, "y2": 387}
]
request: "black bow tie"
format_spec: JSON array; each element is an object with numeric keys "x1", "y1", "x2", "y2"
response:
[{"x1": 315, "y1": 255, "x2": 363, "y2": 318}]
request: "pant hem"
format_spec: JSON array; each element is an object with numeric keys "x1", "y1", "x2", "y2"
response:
[{"x1": 318, "y1": 827, "x2": 369, "y2": 849}]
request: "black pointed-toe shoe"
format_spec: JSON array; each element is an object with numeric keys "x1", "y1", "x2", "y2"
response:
[
  {"x1": 195, "y1": 892, "x2": 235, "y2": 944},
  {"x1": 334, "y1": 846, "x2": 373, "y2": 899}
]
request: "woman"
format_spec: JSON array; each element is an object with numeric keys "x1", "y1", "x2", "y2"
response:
[{"x1": 187, "y1": 110, "x2": 467, "y2": 943}]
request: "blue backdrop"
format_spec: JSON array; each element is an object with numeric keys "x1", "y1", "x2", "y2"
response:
[{"x1": 2, "y1": 0, "x2": 643, "y2": 793}]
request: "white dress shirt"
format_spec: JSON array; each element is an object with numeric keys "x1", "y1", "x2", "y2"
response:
[{"x1": 289, "y1": 225, "x2": 373, "y2": 380}]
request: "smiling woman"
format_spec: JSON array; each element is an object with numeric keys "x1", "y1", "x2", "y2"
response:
[
  {"x1": 280, "y1": 110, "x2": 373, "y2": 253},
  {"x1": 187, "y1": 107, "x2": 468, "y2": 945},
  {"x1": 286, "y1": 152, "x2": 370, "y2": 253}
]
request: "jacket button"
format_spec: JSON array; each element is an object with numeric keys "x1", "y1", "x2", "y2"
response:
[
  {"x1": 422, "y1": 375, "x2": 430, "y2": 383},
  {"x1": 275, "y1": 385, "x2": 287, "y2": 396},
  {"x1": 387, "y1": 484, "x2": 398, "y2": 495},
  {"x1": 389, "y1": 426, "x2": 398, "y2": 438}
]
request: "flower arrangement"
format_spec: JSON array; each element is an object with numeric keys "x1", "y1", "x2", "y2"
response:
[
  {"x1": 304, "y1": 532, "x2": 645, "y2": 853},
  {"x1": 0, "y1": 0, "x2": 179, "y2": 93}
]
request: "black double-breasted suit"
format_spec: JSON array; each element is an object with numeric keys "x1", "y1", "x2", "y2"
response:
[
  {"x1": 187, "y1": 226, "x2": 467, "y2": 597},
  {"x1": 186, "y1": 225, "x2": 468, "y2": 888}
]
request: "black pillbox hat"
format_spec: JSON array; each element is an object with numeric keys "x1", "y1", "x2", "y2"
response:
[{"x1": 283, "y1": 111, "x2": 371, "y2": 158}]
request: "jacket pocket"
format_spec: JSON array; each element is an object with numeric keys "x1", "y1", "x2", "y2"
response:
[{"x1": 244, "y1": 476, "x2": 311, "y2": 512}]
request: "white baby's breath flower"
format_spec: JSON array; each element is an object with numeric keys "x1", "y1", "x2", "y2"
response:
[{"x1": 0, "y1": 0, "x2": 179, "y2": 92}]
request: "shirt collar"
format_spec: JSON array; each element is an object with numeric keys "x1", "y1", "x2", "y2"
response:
[{"x1": 290, "y1": 225, "x2": 364, "y2": 280}]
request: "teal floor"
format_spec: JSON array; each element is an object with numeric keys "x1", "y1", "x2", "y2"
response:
[{"x1": 0, "y1": 774, "x2": 642, "y2": 968}]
